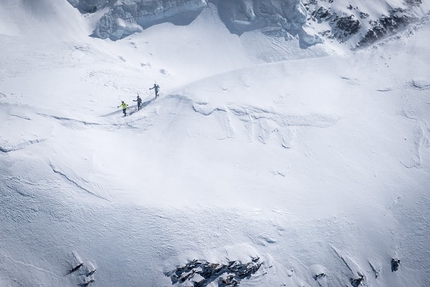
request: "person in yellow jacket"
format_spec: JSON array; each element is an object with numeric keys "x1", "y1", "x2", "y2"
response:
[{"x1": 118, "y1": 100, "x2": 128, "y2": 116}]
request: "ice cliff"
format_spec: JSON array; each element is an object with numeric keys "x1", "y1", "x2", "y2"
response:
[{"x1": 68, "y1": 0, "x2": 429, "y2": 47}]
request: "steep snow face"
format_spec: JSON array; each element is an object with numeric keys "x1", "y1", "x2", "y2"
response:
[{"x1": 1, "y1": 0, "x2": 90, "y2": 39}]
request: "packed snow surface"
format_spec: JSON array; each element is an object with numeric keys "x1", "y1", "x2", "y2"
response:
[{"x1": 0, "y1": 0, "x2": 429, "y2": 287}]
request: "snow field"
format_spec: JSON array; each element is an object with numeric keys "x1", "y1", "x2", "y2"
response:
[{"x1": 1, "y1": 1, "x2": 430, "y2": 287}]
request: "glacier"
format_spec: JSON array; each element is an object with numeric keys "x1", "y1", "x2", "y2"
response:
[
  {"x1": 68, "y1": 0, "x2": 430, "y2": 48},
  {"x1": 69, "y1": 0, "x2": 322, "y2": 46}
]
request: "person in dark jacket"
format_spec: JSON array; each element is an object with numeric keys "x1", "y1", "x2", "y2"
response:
[
  {"x1": 149, "y1": 83, "x2": 160, "y2": 99},
  {"x1": 134, "y1": 94, "x2": 142, "y2": 110}
]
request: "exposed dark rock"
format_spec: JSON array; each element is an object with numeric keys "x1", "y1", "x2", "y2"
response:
[
  {"x1": 79, "y1": 279, "x2": 95, "y2": 287},
  {"x1": 312, "y1": 6, "x2": 333, "y2": 23},
  {"x1": 405, "y1": 0, "x2": 422, "y2": 6},
  {"x1": 368, "y1": 261, "x2": 380, "y2": 278},
  {"x1": 166, "y1": 257, "x2": 262, "y2": 286},
  {"x1": 89, "y1": 6, "x2": 97, "y2": 13},
  {"x1": 306, "y1": 0, "x2": 425, "y2": 48},
  {"x1": 313, "y1": 272, "x2": 326, "y2": 280},
  {"x1": 359, "y1": 12, "x2": 369, "y2": 19},
  {"x1": 391, "y1": 258, "x2": 401, "y2": 272},
  {"x1": 331, "y1": 14, "x2": 361, "y2": 42},
  {"x1": 350, "y1": 274, "x2": 364, "y2": 287},
  {"x1": 357, "y1": 9, "x2": 417, "y2": 47},
  {"x1": 67, "y1": 263, "x2": 83, "y2": 275},
  {"x1": 219, "y1": 275, "x2": 239, "y2": 286}
]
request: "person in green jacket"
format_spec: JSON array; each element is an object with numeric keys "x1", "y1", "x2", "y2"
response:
[{"x1": 118, "y1": 100, "x2": 128, "y2": 116}]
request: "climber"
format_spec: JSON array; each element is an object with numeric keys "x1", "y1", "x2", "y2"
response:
[
  {"x1": 149, "y1": 83, "x2": 160, "y2": 99},
  {"x1": 118, "y1": 100, "x2": 128, "y2": 116},
  {"x1": 134, "y1": 94, "x2": 142, "y2": 110}
]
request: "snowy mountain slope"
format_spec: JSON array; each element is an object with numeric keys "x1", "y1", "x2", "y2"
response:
[
  {"x1": 1, "y1": 1, "x2": 430, "y2": 287},
  {"x1": 68, "y1": 0, "x2": 430, "y2": 49}
]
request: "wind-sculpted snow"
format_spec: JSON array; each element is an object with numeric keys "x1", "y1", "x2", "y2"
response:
[
  {"x1": 192, "y1": 101, "x2": 338, "y2": 146},
  {"x1": 50, "y1": 163, "x2": 110, "y2": 201}
]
